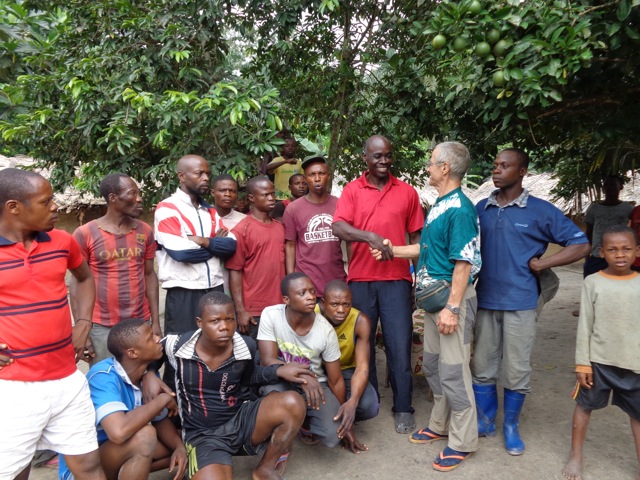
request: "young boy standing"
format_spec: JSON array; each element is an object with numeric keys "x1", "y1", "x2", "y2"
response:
[{"x1": 562, "y1": 225, "x2": 640, "y2": 480}]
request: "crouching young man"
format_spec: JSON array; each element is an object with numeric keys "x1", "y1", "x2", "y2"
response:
[
  {"x1": 317, "y1": 279, "x2": 379, "y2": 444},
  {"x1": 164, "y1": 291, "x2": 308, "y2": 480},
  {"x1": 258, "y1": 273, "x2": 366, "y2": 451},
  {"x1": 59, "y1": 319, "x2": 187, "y2": 480}
]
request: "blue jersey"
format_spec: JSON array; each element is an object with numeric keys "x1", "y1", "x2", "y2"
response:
[{"x1": 59, "y1": 358, "x2": 166, "y2": 479}]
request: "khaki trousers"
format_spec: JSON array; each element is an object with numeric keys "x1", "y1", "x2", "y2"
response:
[{"x1": 423, "y1": 284, "x2": 478, "y2": 452}]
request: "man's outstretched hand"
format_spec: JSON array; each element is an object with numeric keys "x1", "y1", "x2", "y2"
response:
[{"x1": 370, "y1": 238, "x2": 394, "y2": 261}]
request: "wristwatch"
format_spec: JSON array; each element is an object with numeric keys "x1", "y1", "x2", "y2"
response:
[{"x1": 445, "y1": 303, "x2": 460, "y2": 315}]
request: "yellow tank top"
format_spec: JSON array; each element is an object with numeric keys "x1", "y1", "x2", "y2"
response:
[{"x1": 316, "y1": 305, "x2": 358, "y2": 370}]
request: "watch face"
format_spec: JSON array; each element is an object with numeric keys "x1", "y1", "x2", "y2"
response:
[{"x1": 446, "y1": 304, "x2": 460, "y2": 314}]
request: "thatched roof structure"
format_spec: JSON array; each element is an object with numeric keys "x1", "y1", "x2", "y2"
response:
[
  {"x1": 4, "y1": 154, "x2": 638, "y2": 216},
  {"x1": 469, "y1": 172, "x2": 640, "y2": 216},
  {"x1": 469, "y1": 172, "x2": 574, "y2": 212}
]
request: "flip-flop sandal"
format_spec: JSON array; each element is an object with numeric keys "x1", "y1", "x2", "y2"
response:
[
  {"x1": 275, "y1": 452, "x2": 289, "y2": 476},
  {"x1": 43, "y1": 455, "x2": 59, "y2": 469},
  {"x1": 432, "y1": 446, "x2": 472, "y2": 472},
  {"x1": 409, "y1": 427, "x2": 448, "y2": 444},
  {"x1": 32, "y1": 450, "x2": 57, "y2": 468},
  {"x1": 298, "y1": 427, "x2": 320, "y2": 446}
]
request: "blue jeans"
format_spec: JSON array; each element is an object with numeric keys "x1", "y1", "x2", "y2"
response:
[{"x1": 349, "y1": 280, "x2": 414, "y2": 413}]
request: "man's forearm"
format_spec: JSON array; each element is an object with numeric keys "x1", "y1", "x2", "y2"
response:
[
  {"x1": 106, "y1": 394, "x2": 173, "y2": 445},
  {"x1": 392, "y1": 243, "x2": 420, "y2": 260},
  {"x1": 534, "y1": 243, "x2": 590, "y2": 270},
  {"x1": 332, "y1": 221, "x2": 373, "y2": 244},
  {"x1": 229, "y1": 270, "x2": 247, "y2": 312},
  {"x1": 267, "y1": 159, "x2": 289, "y2": 173},
  {"x1": 329, "y1": 376, "x2": 347, "y2": 404},
  {"x1": 447, "y1": 261, "x2": 472, "y2": 307},
  {"x1": 154, "y1": 417, "x2": 183, "y2": 451},
  {"x1": 285, "y1": 241, "x2": 296, "y2": 274},
  {"x1": 258, "y1": 342, "x2": 285, "y2": 367},
  {"x1": 145, "y1": 271, "x2": 160, "y2": 326},
  {"x1": 348, "y1": 369, "x2": 369, "y2": 404},
  {"x1": 71, "y1": 277, "x2": 95, "y2": 322}
]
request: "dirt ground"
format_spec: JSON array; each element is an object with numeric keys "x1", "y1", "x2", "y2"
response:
[{"x1": 30, "y1": 263, "x2": 638, "y2": 480}]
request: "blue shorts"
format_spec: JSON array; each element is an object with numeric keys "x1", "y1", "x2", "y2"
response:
[{"x1": 573, "y1": 362, "x2": 640, "y2": 421}]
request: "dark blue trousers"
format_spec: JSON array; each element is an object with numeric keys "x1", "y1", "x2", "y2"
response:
[{"x1": 349, "y1": 280, "x2": 414, "y2": 413}]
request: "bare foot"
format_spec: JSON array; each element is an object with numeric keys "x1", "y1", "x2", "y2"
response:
[
  {"x1": 562, "y1": 454, "x2": 583, "y2": 480},
  {"x1": 252, "y1": 466, "x2": 281, "y2": 480}
]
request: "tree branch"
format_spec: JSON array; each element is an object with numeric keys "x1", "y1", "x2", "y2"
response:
[
  {"x1": 534, "y1": 87, "x2": 640, "y2": 119},
  {"x1": 573, "y1": 1, "x2": 618, "y2": 25}
]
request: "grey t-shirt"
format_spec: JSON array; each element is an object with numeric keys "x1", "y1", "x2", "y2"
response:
[
  {"x1": 258, "y1": 304, "x2": 340, "y2": 382},
  {"x1": 584, "y1": 201, "x2": 632, "y2": 256}
]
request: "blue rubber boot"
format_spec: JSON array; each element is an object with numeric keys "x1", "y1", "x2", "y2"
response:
[
  {"x1": 473, "y1": 384, "x2": 498, "y2": 437},
  {"x1": 503, "y1": 389, "x2": 526, "y2": 455}
]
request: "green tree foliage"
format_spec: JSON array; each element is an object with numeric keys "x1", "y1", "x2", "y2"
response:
[
  {"x1": 1, "y1": 0, "x2": 639, "y2": 201},
  {"x1": 238, "y1": 0, "x2": 640, "y2": 195},
  {"x1": 0, "y1": 0, "x2": 284, "y2": 203},
  {"x1": 384, "y1": 0, "x2": 640, "y2": 195},
  {"x1": 234, "y1": 0, "x2": 442, "y2": 184}
]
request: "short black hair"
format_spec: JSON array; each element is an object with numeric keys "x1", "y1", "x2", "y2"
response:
[
  {"x1": 601, "y1": 224, "x2": 638, "y2": 247},
  {"x1": 603, "y1": 175, "x2": 624, "y2": 189},
  {"x1": 499, "y1": 148, "x2": 529, "y2": 169},
  {"x1": 212, "y1": 174, "x2": 238, "y2": 190},
  {"x1": 198, "y1": 291, "x2": 234, "y2": 316},
  {"x1": 323, "y1": 279, "x2": 350, "y2": 297},
  {"x1": 0, "y1": 168, "x2": 44, "y2": 207},
  {"x1": 107, "y1": 318, "x2": 147, "y2": 361},
  {"x1": 281, "y1": 272, "x2": 310, "y2": 296},
  {"x1": 288, "y1": 173, "x2": 305, "y2": 186},
  {"x1": 99, "y1": 173, "x2": 129, "y2": 202},
  {"x1": 247, "y1": 176, "x2": 272, "y2": 195}
]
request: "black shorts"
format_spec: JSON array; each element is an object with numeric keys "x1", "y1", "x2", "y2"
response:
[
  {"x1": 573, "y1": 362, "x2": 640, "y2": 421},
  {"x1": 184, "y1": 399, "x2": 265, "y2": 479}
]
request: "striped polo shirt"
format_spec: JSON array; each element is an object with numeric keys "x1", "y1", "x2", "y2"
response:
[{"x1": 0, "y1": 229, "x2": 82, "y2": 381}]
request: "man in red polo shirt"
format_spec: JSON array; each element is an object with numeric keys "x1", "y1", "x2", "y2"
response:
[
  {"x1": 332, "y1": 135, "x2": 424, "y2": 434},
  {"x1": 0, "y1": 168, "x2": 105, "y2": 480}
]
